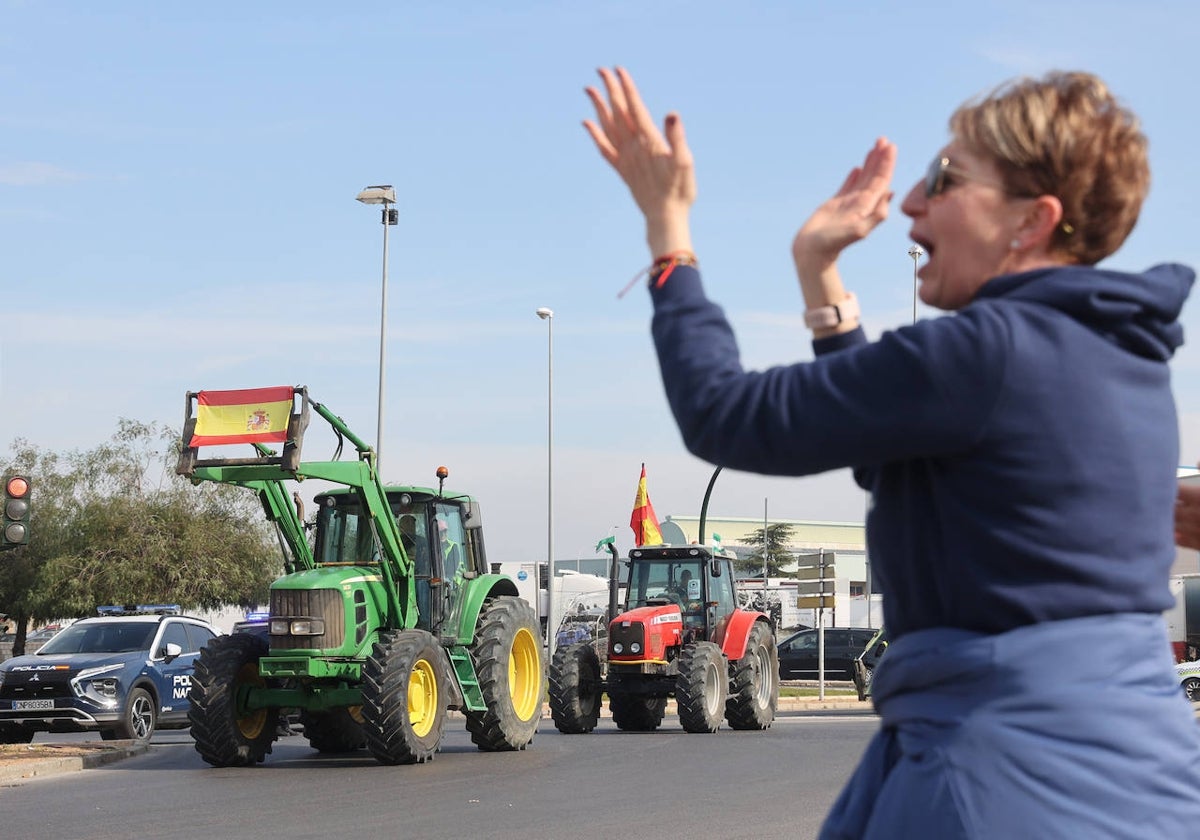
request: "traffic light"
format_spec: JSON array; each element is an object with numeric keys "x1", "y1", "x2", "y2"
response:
[{"x1": 2, "y1": 475, "x2": 31, "y2": 548}]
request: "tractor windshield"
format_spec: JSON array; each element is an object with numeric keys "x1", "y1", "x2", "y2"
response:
[
  {"x1": 625, "y1": 559, "x2": 706, "y2": 612},
  {"x1": 317, "y1": 503, "x2": 378, "y2": 565}
]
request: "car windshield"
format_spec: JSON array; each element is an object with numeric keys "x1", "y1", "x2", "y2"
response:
[{"x1": 37, "y1": 621, "x2": 156, "y2": 655}]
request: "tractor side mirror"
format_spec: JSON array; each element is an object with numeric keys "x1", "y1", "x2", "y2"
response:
[{"x1": 710, "y1": 559, "x2": 722, "y2": 577}]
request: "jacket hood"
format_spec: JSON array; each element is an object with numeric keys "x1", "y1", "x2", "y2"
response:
[{"x1": 975, "y1": 263, "x2": 1194, "y2": 361}]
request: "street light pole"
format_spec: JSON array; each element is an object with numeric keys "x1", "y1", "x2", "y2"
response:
[
  {"x1": 907, "y1": 244, "x2": 924, "y2": 325},
  {"x1": 536, "y1": 307, "x2": 555, "y2": 657},
  {"x1": 357, "y1": 185, "x2": 398, "y2": 474}
]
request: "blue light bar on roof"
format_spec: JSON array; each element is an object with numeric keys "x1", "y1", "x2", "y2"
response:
[{"x1": 96, "y1": 604, "x2": 181, "y2": 616}]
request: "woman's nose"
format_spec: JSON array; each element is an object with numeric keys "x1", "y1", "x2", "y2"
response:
[{"x1": 900, "y1": 180, "x2": 925, "y2": 218}]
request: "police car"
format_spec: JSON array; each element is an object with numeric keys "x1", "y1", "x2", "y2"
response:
[
  {"x1": 0, "y1": 605, "x2": 219, "y2": 744},
  {"x1": 1178, "y1": 660, "x2": 1200, "y2": 702}
]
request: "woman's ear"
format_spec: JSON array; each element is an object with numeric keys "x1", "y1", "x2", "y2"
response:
[{"x1": 1013, "y1": 194, "x2": 1064, "y2": 252}]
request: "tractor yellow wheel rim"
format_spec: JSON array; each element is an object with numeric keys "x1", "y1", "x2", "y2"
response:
[
  {"x1": 408, "y1": 658, "x2": 438, "y2": 738},
  {"x1": 508, "y1": 627, "x2": 540, "y2": 721},
  {"x1": 235, "y1": 662, "x2": 269, "y2": 739}
]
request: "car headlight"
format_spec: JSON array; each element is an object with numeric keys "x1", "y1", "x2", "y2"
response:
[
  {"x1": 270, "y1": 618, "x2": 325, "y2": 636},
  {"x1": 72, "y1": 663, "x2": 126, "y2": 707}
]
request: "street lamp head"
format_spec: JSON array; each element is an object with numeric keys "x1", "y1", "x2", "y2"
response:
[
  {"x1": 357, "y1": 185, "x2": 396, "y2": 205},
  {"x1": 536, "y1": 307, "x2": 554, "y2": 320},
  {"x1": 907, "y1": 244, "x2": 925, "y2": 260}
]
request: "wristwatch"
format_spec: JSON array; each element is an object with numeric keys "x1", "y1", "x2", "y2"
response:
[{"x1": 803, "y1": 293, "x2": 859, "y2": 330}]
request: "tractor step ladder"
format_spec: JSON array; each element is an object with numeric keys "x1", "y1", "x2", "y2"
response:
[{"x1": 448, "y1": 647, "x2": 487, "y2": 712}]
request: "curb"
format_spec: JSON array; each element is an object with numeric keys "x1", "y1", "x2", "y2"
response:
[{"x1": 0, "y1": 743, "x2": 149, "y2": 786}]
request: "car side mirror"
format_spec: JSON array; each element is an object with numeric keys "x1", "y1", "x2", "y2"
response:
[{"x1": 161, "y1": 642, "x2": 183, "y2": 661}]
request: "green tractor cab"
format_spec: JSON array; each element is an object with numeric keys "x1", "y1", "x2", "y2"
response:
[{"x1": 177, "y1": 386, "x2": 542, "y2": 767}]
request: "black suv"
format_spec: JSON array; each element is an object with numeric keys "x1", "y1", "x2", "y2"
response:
[{"x1": 777, "y1": 627, "x2": 879, "y2": 681}]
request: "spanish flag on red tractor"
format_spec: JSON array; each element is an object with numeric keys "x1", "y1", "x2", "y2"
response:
[
  {"x1": 188, "y1": 386, "x2": 294, "y2": 447},
  {"x1": 630, "y1": 463, "x2": 664, "y2": 547}
]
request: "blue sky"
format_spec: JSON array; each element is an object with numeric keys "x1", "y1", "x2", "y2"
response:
[{"x1": 3, "y1": 1, "x2": 1199, "y2": 565}]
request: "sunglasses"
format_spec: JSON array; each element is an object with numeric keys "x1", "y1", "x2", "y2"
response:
[{"x1": 923, "y1": 156, "x2": 1011, "y2": 199}]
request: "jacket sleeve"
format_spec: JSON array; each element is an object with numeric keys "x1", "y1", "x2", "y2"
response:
[{"x1": 649, "y1": 265, "x2": 1009, "y2": 475}]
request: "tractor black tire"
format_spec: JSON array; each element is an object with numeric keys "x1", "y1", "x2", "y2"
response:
[
  {"x1": 188, "y1": 633, "x2": 278, "y2": 767},
  {"x1": 548, "y1": 642, "x2": 602, "y2": 734},
  {"x1": 301, "y1": 706, "x2": 367, "y2": 753},
  {"x1": 676, "y1": 641, "x2": 728, "y2": 733},
  {"x1": 113, "y1": 686, "x2": 157, "y2": 742},
  {"x1": 465, "y1": 596, "x2": 543, "y2": 751},
  {"x1": 609, "y1": 692, "x2": 667, "y2": 731},
  {"x1": 725, "y1": 620, "x2": 778, "y2": 730},
  {"x1": 361, "y1": 630, "x2": 447, "y2": 765},
  {"x1": 0, "y1": 723, "x2": 33, "y2": 744}
]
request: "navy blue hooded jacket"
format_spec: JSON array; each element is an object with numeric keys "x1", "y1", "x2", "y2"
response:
[{"x1": 650, "y1": 263, "x2": 1193, "y2": 639}]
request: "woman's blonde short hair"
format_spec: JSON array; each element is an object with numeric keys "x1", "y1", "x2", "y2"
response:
[{"x1": 950, "y1": 71, "x2": 1149, "y2": 265}]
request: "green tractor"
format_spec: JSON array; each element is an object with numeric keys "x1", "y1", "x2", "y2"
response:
[{"x1": 177, "y1": 386, "x2": 543, "y2": 767}]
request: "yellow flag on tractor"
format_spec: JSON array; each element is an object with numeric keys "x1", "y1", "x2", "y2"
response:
[{"x1": 630, "y1": 463, "x2": 664, "y2": 547}]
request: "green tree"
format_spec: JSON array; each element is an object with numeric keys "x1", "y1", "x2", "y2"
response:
[
  {"x1": 736, "y1": 522, "x2": 797, "y2": 577},
  {"x1": 0, "y1": 420, "x2": 281, "y2": 655}
]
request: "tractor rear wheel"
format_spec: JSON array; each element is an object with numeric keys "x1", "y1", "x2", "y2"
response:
[
  {"x1": 188, "y1": 633, "x2": 278, "y2": 767},
  {"x1": 725, "y1": 620, "x2": 778, "y2": 730},
  {"x1": 609, "y1": 692, "x2": 667, "y2": 731},
  {"x1": 548, "y1": 642, "x2": 602, "y2": 734},
  {"x1": 676, "y1": 641, "x2": 727, "y2": 733},
  {"x1": 301, "y1": 706, "x2": 367, "y2": 753},
  {"x1": 465, "y1": 596, "x2": 543, "y2": 751},
  {"x1": 362, "y1": 630, "x2": 447, "y2": 765}
]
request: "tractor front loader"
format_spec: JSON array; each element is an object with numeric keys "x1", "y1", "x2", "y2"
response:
[
  {"x1": 549, "y1": 544, "x2": 778, "y2": 734},
  {"x1": 177, "y1": 386, "x2": 543, "y2": 767}
]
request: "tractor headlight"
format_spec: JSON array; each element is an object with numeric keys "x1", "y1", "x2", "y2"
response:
[
  {"x1": 612, "y1": 643, "x2": 624, "y2": 654},
  {"x1": 270, "y1": 618, "x2": 325, "y2": 636},
  {"x1": 630, "y1": 642, "x2": 641, "y2": 654}
]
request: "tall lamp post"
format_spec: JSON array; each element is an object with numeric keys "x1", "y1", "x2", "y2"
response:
[
  {"x1": 356, "y1": 184, "x2": 398, "y2": 473},
  {"x1": 907, "y1": 244, "x2": 924, "y2": 325},
  {"x1": 536, "y1": 307, "x2": 555, "y2": 656}
]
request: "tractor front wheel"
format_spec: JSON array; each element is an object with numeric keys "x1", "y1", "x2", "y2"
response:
[
  {"x1": 609, "y1": 692, "x2": 667, "y2": 731},
  {"x1": 362, "y1": 630, "x2": 447, "y2": 765},
  {"x1": 549, "y1": 642, "x2": 602, "y2": 734},
  {"x1": 725, "y1": 620, "x2": 778, "y2": 730},
  {"x1": 301, "y1": 706, "x2": 367, "y2": 753},
  {"x1": 676, "y1": 641, "x2": 727, "y2": 733},
  {"x1": 465, "y1": 596, "x2": 543, "y2": 751},
  {"x1": 188, "y1": 633, "x2": 278, "y2": 767}
]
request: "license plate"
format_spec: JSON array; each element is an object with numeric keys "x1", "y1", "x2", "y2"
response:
[{"x1": 13, "y1": 699, "x2": 54, "y2": 711}]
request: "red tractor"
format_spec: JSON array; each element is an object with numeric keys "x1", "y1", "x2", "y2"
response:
[{"x1": 548, "y1": 545, "x2": 778, "y2": 733}]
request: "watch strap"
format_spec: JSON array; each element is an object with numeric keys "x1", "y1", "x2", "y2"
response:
[{"x1": 803, "y1": 293, "x2": 859, "y2": 329}]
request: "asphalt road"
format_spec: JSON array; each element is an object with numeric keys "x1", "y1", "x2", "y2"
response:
[{"x1": 4, "y1": 709, "x2": 879, "y2": 839}]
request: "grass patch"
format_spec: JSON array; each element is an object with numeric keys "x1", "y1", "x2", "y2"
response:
[{"x1": 780, "y1": 686, "x2": 859, "y2": 698}]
